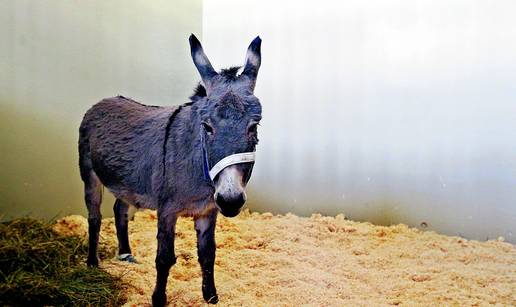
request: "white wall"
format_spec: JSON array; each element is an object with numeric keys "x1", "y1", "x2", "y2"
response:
[
  {"x1": 0, "y1": 0, "x2": 202, "y2": 219},
  {"x1": 203, "y1": 0, "x2": 516, "y2": 242}
]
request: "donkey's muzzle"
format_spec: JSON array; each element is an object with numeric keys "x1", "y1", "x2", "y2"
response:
[{"x1": 215, "y1": 192, "x2": 246, "y2": 217}]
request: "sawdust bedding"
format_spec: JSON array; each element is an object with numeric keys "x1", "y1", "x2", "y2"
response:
[{"x1": 54, "y1": 210, "x2": 516, "y2": 306}]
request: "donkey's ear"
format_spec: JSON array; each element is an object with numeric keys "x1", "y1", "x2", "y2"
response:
[
  {"x1": 189, "y1": 34, "x2": 217, "y2": 89},
  {"x1": 241, "y1": 36, "x2": 262, "y2": 90}
]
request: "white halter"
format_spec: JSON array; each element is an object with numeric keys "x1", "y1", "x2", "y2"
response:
[{"x1": 208, "y1": 152, "x2": 255, "y2": 181}]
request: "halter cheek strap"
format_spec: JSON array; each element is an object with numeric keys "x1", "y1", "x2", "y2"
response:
[{"x1": 201, "y1": 130, "x2": 256, "y2": 182}]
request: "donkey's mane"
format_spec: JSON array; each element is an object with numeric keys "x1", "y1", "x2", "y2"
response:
[
  {"x1": 189, "y1": 83, "x2": 207, "y2": 102},
  {"x1": 220, "y1": 66, "x2": 242, "y2": 81},
  {"x1": 189, "y1": 66, "x2": 242, "y2": 102}
]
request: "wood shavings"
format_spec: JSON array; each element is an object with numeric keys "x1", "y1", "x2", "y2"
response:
[{"x1": 56, "y1": 210, "x2": 516, "y2": 306}]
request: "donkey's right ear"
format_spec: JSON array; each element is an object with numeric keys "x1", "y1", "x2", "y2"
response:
[
  {"x1": 241, "y1": 36, "x2": 262, "y2": 91},
  {"x1": 189, "y1": 34, "x2": 217, "y2": 89}
]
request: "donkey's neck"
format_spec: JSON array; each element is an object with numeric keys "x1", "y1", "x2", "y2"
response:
[
  {"x1": 190, "y1": 105, "x2": 209, "y2": 182},
  {"x1": 160, "y1": 102, "x2": 212, "y2": 200},
  {"x1": 172, "y1": 102, "x2": 210, "y2": 182}
]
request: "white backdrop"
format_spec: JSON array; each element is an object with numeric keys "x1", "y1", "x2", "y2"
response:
[{"x1": 203, "y1": 0, "x2": 516, "y2": 242}]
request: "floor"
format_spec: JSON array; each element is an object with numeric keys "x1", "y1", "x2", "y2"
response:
[{"x1": 54, "y1": 209, "x2": 516, "y2": 306}]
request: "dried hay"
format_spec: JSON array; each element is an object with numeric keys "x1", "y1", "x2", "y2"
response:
[{"x1": 0, "y1": 217, "x2": 125, "y2": 306}]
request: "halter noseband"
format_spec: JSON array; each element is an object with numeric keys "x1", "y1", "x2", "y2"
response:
[{"x1": 201, "y1": 130, "x2": 256, "y2": 182}]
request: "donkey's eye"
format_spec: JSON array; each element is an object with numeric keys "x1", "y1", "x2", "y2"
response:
[
  {"x1": 248, "y1": 123, "x2": 258, "y2": 134},
  {"x1": 202, "y1": 122, "x2": 214, "y2": 135}
]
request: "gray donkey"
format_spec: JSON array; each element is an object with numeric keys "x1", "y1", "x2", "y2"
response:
[{"x1": 78, "y1": 34, "x2": 262, "y2": 306}]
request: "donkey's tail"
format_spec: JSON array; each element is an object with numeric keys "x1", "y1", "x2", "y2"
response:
[{"x1": 78, "y1": 119, "x2": 93, "y2": 182}]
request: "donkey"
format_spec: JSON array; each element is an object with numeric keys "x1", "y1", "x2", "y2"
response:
[{"x1": 78, "y1": 34, "x2": 262, "y2": 305}]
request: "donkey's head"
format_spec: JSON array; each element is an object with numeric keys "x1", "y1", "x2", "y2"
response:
[{"x1": 189, "y1": 34, "x2": 262, "y2": 217}]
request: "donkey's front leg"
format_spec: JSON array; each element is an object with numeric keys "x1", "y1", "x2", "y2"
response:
[
  {"x1": 152, "y1": 209, "x2": 177, "y2": 307},
  {"x1": 194, "y1": 210, "x2": 218, "y2": 304}
]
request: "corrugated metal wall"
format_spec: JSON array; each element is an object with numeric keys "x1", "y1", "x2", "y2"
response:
[{"x1": 203, "y1": 0, "x2": 516, "y2": 242}]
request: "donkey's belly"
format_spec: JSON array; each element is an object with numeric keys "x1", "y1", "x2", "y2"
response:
[
  {"x1": 107, "y1": 186, "x2": 158, "y2": 210},
  {"x1": 106, "y1": 183, "x2": 215, "y2": 216}
]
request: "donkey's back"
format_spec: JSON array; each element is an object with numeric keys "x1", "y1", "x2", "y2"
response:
[{"x1": 79, "y1": 96, "x2": 177, "y2": 210}]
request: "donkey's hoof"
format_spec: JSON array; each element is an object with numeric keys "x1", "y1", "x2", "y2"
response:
[
  {"x1": 202, "y1": 284, "x2": 218, "y2": 304},
  {"x1": 87, "y1": 257, "x2": 99, "y2": 267},
  {"x1": 117, "y1": 253, "x2": 138, "y2": 263},
  {"x1": 204, "y1": 293, "x2": 218, "y2": 304}
]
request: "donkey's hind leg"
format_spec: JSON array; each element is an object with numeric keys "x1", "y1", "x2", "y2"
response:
[
  {"x1": 114, "y1": 199, "x2": 137, "y2": 263},
  {"x1": 84, "y1": 171, "x2": 103, "y2": 267}
]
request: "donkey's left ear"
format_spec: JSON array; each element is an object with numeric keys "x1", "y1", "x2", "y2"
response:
[{"x1": 241, "y1": 36, "x2": 262, "y2": 90}]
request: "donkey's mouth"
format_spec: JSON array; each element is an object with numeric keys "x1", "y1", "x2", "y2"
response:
[
  {"x1": 214, "y1": 192, "x2": 246, "y2": 217},
  {"x1": 218, "y1": 207, "x2": 242, "y2": 218}
]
